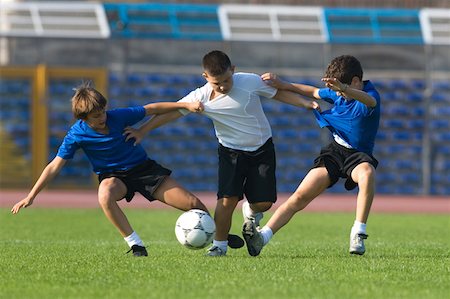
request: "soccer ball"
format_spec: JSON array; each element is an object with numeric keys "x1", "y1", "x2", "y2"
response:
[{"x1": 175, "y1": 209, "x2": 215, "y2": 249}]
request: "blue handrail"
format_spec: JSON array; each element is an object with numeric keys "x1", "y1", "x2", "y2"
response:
[
  {"x1": 104, "y1": 3, "x2": 221, "y2": 40},
  {"x1": 324, "y1": 8, "x2": 423, "y2": 44}
]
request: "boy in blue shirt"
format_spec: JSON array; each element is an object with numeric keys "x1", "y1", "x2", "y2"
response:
[
  {"x1": 243, "y1": 55, "x2": 380, "y2": 256},
  {"x1": 11, "y1": 83, "x2": 208, "y2": 257}
]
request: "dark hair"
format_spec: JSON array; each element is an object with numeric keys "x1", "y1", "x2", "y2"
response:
[
  {"x1": 325, "y1": 55, "x2": 363, "y2": 84},
  {"x1": 71, "y1": 81, "x2": 107, "y2": 119},
  {"x1": 202, "y1": 50, "x2": 232, "y2": 76}
]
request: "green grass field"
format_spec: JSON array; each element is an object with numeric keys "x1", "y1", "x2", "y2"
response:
[{"x1": 1, "y1": 208, "x2": 448, "y2": 299}]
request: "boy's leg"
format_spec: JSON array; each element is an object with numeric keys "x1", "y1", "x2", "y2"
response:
[
  {"x1": 214, "y1": 196, "x2": 239, "y2": 241},
  {"x1": 153, "y1": 176, "x2": 207, "y2": 212},
  {"x1": 242, "y1": 201, "x2": 272, "y2": 228},
  {"x1": 98, "y1": 177, "x2": 132, "y2": 237},
  {"x1": 266, "y1": 167, "x2": 330, "y2": 234},
  {"x1": 350, "y1": 162, "x2": 376, "y2": 224},
  {"x1": 243, "y1": 167, "x2": 330, "y2": 256},
  {"x1": 349, "y1": 162, "x2": 376, "y2": 255},
  {"x1": 98, "y1": 177, "x2": 147, "y2": 256},
  {"x1": 205, "y1": 196, "x2": 239, "y2": 256}
]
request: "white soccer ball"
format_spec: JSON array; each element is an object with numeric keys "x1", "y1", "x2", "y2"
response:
[{"x1": 175, "y1": 209, "x2": 215, "y2": 249}]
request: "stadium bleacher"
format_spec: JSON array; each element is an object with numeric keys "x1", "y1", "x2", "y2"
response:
[{"x1": 0, "y1": 2, "x2": 449, "y2": 195}]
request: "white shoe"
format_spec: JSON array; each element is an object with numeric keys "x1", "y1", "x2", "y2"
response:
[
  {"x1": 242, "y1": 201, "x2": 263, "y2": 228},
  {"x1": 349, "y1": 232, "x2": 368, "y2": 255},
  {"x1": 206, "y1": 245, "x2": 226, "y2": 257}
]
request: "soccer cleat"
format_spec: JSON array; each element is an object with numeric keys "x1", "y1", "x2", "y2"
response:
[
  {"x1": 349, "y1": 233, "x2": 368, "y2": 255},
  {"x1": 242, "y1": 220, "x2": 264, "y2": 257},
  {"x1": 126, "y1": 244, "x2": 148, "y2": 257},
  {"x1": 206, "y1": 245, "x2": 226, "y2": 257},
  {"x1": 242, "y1": 201, "x2": 263, "y2": 228},
  {"x1": 228, "y1": 234, "x2": 245, "y2": 249}
]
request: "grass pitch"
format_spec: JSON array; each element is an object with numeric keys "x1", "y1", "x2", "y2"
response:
[{"x1": 0, "y1": 208, "x2": 448, "y2": 299}]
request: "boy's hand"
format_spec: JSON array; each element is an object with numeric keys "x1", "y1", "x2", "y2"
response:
[
  {"x1": 321, "y1": 77, "x2": 348, "y2": 95},
  {"x1": 11, "y1": 197, "x2": 34, "y2": 214},
  {"x1": 185, "y1": 101, "x2": 204, "y2": 113},
  {"x1": 123, "y1": 126, "x2": 144, "y2": 146},
  {"x1": 311, "y1": 101, "x2": 321, "y2": 113},
  {"x1": 261, "y1": 73, "x2": 286, "y2": 89}
]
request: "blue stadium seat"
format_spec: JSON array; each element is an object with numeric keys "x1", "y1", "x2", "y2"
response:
[
  {"x1": 400, "y1": 172, "x2": 421, "y2": 183},
  {"x1": 271, "y1": 116, "x2": 291, "y2": 126},
  {"x1": 431, "y1": 106, "x2": 450, "y2": 117},
  {"x1": 127, "y1": 73, "x2": 145, "y2": 84},
  {"x1": 433, "y1": 81, "x2": 450, "y2": 91},
  {"x1": 432, "y1": 132, "x2": 450, "y2": 142},
  {"x1": 431, "y1": 92, "x2": 447, "y2": 102},
  {"x1": 407, "y1": 119, "x2": 424, "y2": 129},
  {"x1": 429, "y1": 119, "x2": 450, "y2": 130},
  {"x1": 375, "y1": 130, "x2": 387, "y2": 141},
  {"x1": 383, "y1": 119, "x2": 404, "y2": 129},
  {"x1": 411, "y1": 79, "x2": 425, "y2": 90},
  {"x1": 394, "y1": 159, "x2": 420, "y2": 170},
  {"x1": 298, "y1": 130, "x2": 320, "y2": 139},
  {"x1": 390, "y1": 79, "x2": 409, "y2": 90},
  {"x1": 384, "y1": 105, "x2": 409, "y2": 116},
  {"x1": 434, "y1": 145, "x2": 450, "y2": 155},
  {"x1": 109, "y1": 73, "x2": 121, "y2": 85},
  {"x1": 145, "y1": 74, "x2": 166, "y2": 84},
  {"x1": 406, "y1": 92, "x2": 423, "y2": 102},
  {"x1": 411, "y1": 106, "x2": 425, "y2": 117}
]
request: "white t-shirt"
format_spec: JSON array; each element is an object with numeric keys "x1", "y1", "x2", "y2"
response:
[{"x1": 179, "y1": 72, "x2": 277, "y2": 151}]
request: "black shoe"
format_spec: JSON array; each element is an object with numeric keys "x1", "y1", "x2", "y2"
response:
[
  {"x1": 227, "y1": 234, "x2": 245, "y2": 249},
  {"x1": 126, "y1": 245, "x2": 148, "y2": 257}
]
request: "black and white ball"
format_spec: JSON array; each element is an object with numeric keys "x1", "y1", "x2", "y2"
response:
[{"x1": 175, "y1": 209, "x2": 215, "y2": 249}]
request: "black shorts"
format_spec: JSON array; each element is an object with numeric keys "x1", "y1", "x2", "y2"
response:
[
  {"x1": 217, "y1": 138, "x2": 277, "y2": 203},
  {"x1": 98, "y1": 159, "x2": 172, "y2": 202},
  {"x1": 312, "y1": 140, "x2": 378, "y2": 190}
]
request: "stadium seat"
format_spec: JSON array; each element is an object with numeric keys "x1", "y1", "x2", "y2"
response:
[
  {"x1": 430, "y1": 92, "x2": 447, "y2": 102},
  {"x1": 406, "y1": 92, "x2": 423, "y2": 102},
  {"x1": 433, "y1": 81, "x2": 450, "y2": 91}
]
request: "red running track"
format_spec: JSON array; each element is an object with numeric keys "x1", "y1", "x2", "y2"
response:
[{"x1": 1, "y1": 190, "x2": 448, "y2": 214}]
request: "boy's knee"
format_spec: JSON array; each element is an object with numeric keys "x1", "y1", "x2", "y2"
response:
[
  {"x1": 356, "y1": 163, "x2": 376, "y2": 183},
  {"x1": 98, "y1": 177, "x2": 125, "y2": 206},
  {"x1": 250, "y1": 201, "x2": 273, "y2": 213},
  {"x1": 287, "y1": 193, "x2": 309, "y2": 211}
]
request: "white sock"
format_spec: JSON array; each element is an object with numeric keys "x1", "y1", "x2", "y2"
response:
[
  {"x1": 352, "y1": 220, "x2": 367, "y2": 235},
  {"x1": 260, "y1": 226, "x2": 273, "y2": 246},
  {"x1": 243, "y1": 201, "x2": 257, "y2": 218},
  {"x1": 124, "y1": 231, "x2": 144, "y2": 247},
  {"x1": 213, "y1": 240, "x2": 228, "y2": 252}
]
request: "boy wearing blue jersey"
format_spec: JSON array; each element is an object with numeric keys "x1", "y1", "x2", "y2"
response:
[
  {"x1": 243, "y1": 55, "x2": 380, "y2": 256},
  {"x1": 124, "y1": 50, "x2": 319, "y2": 257},
  {"x1": 11, "y1": 83, "x2": 207, "y2": 257}
]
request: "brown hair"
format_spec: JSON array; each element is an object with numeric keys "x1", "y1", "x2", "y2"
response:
[
  {"x1": 71, "y1": 82, "x2": 107, "y2": 119},
  {"x1": 325, "y1": 55, "x2": 363, "y2": 85},
  {"x1": 202, "y1": 50, "x2": 232, "y2": 76}
]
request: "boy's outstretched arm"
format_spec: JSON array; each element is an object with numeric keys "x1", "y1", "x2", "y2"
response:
[
  {"x1": 144, "y1": 101, "x2": 203, "y2": 116},
  {"x1": 261, "y1": 73, "x2": 320, "y2": 99},
  {"x1": 125, "y1": 100, "x2": 204, "y2": 145},
  {"x1": 11, "y1": 157, "x2": 66, "y2": 214},
  {"x1": 272, "y1": 90, "x2": 321, "y2": 111},
  {"x1": 124, "y1": 110, "x2": 183, "y2": 146}
]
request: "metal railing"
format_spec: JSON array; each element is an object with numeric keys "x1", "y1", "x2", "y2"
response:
[
  {"x1": 218, "y1": 5, "x2": 327, "y2": 43},
  {"x1": 0, "y1": 2, "x2": 110, "y2": 38}
]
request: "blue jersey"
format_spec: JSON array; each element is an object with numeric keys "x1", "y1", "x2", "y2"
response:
[
  {"x1": 313, "y1": 80, "x2": 380, "y2": 155},
  {"x1": 57, "y1": 107, "x2": 149, "y2": 174}
]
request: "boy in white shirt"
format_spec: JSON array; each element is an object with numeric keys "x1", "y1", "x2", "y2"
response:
[{"x1": 124, "y1": 50, "x2": 319, "y2": 256}]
